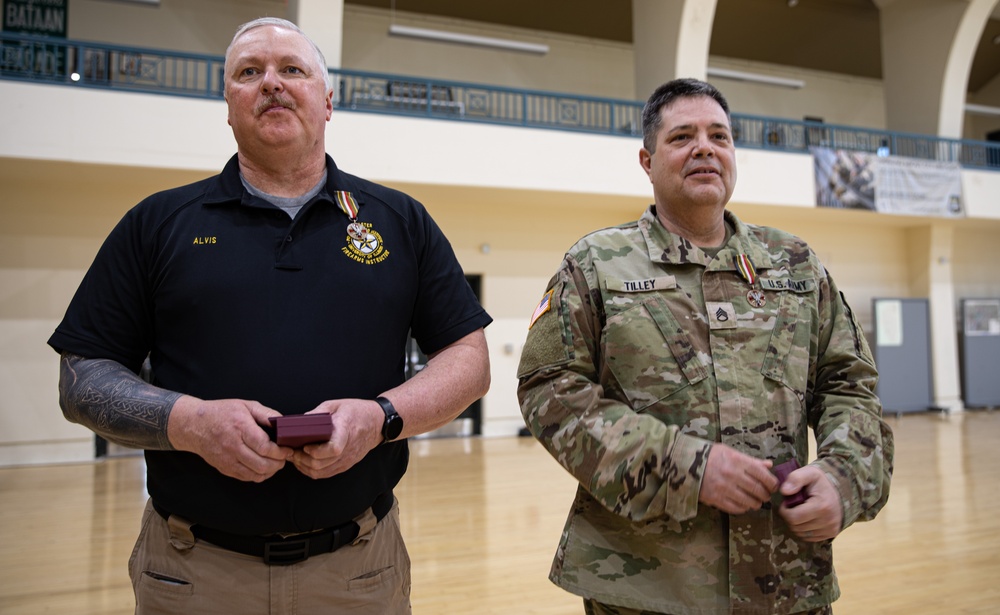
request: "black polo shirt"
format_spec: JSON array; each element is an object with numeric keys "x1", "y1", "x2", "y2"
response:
[{"x1": 49, "y1": 154, "x2": 492, "y2": 535}]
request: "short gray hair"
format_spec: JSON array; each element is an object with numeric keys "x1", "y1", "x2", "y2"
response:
[{"x1": 224, "y1": 17, "x2": 332, "y2": 93}]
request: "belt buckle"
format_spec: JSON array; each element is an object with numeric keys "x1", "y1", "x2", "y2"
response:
[{"x1": 263, "y1": 537, "x2": 310, "y2": 566}]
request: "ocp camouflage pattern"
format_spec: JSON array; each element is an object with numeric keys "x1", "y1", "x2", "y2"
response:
[{"x1": 517, "y1": 207, "x2": 893, "y2": 614}]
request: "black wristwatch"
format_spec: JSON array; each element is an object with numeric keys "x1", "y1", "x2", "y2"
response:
[{"x1": 375, "y1": 396, "x2": 404, "y2": 442}]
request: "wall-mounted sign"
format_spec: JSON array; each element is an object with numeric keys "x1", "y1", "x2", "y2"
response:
[
  {"x1": 3, "y1": 0, "x2": 67, "y2": 38},
  {"x1": 2, "y1": 0, "x2": 67, "y2": 78}
]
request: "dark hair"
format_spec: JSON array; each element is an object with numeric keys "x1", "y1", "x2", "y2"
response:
[{"x1": 641, "y1": 78, "x2": 731, "y2": 152}]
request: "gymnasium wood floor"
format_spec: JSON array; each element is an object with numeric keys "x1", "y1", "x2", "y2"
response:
[{"x1": 1, "y1": 410, "x2": 998, "y2": 614}]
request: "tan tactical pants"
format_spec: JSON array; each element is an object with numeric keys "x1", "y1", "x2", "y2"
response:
[{"x1": 129, "y1": 499, "x2": 411, "y2": 615}]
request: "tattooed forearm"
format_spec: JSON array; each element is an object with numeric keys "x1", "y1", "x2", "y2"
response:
[{"x1": 58, "y1": 352, "x2": 182, "y2": 451}]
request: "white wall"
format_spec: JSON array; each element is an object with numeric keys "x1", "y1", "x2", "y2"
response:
[
  {"x1": 953, "y1": 227, "x2": 1000, "y2": 301},
  {"x1": 963, "y1": 169, "x2": 1000, "y2": 220},
  {"x1": 63, "y1": 0, "x2": 904, "y2": 129},
  {"x1": 708, "y1": 57, "x2": 888, "y2": 130},
  {"x1": 341, "y1": 5, "x2": 635, "y2": 100},
  {"x1": 68, "y1": 0, "x2": 285, "y2": 56},
  {"x1": 341, "y1": 5, "x2": 892, "y2": 129},
  {"x1": 0, "y1": 80, "x2": 846, "y2": 207}
]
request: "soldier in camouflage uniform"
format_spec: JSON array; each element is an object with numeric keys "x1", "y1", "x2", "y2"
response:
[{"x1": 516, "y1": 79, "x2": 893, "y2": 615}]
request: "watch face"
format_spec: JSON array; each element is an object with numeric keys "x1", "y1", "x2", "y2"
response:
[
  {"x1": 384, "y1": 415, "x2": 404, "y2": 441},
  {"x1": 376, "y1": 397, "x2": 404, "y2": 442}
]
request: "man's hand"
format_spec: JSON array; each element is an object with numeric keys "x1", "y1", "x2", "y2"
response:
[
  {"x1": 290, "y1": 399, "x2": 384, "y2": 479},
  {"x1": 168, "y1": 397, "x2": 293, "y2": 483},
  {"x1": 699, "y1": 444, "x2": 779, "y2": 514},
  {"x1": 777, "y1": 464, "x2": 844, "y2": 542}
]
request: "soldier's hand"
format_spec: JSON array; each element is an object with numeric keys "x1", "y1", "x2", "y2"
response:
[
  {"x1": 290, "y1": 399, "x2": 384, "y2": 480},
  {"x1": 699, "y1": 444, "x2": 779, "y2": 514},
  {"x1": 778, "y1": 464, "x2": 844, "y2": 542},
  {"x1": 168, "y1": 396, "x2": 293, "y2": 482}
]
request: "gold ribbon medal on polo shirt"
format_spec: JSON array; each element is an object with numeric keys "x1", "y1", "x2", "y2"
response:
[
  {"x1": 735, "y1": 253, "x2": 766, "y2": 308},
  {"x1": 335, "y1": 191, "x2": 368, "y2": 240},
  {"x1": 335, "y1": 191, "x2": 390, "y2": 265}
]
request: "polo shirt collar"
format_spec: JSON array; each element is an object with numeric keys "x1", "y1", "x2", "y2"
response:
[
  {"x1": 315, "y1": 156, "x2": 367, "y2": 210},
  {"x1": 203, "y1": 154, "x2": 367, "y2": 210}
]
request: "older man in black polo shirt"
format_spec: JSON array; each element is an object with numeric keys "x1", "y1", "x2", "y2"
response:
[{"x1": 48, "y1": 17, "x2": 491, "y2": 614}]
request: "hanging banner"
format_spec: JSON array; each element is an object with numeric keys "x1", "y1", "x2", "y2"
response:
[{"x1": 813, "y1": 147, "x2": 964, "y2": 217}]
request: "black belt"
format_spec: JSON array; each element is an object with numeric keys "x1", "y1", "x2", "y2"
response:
[{"x1": 153, "y1": 491, "x2": 393, "y2": 566}]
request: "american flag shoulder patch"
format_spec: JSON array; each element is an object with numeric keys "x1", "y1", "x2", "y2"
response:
[{"x1": 528, "y1": 290, "x2": 554, "y2": 329}]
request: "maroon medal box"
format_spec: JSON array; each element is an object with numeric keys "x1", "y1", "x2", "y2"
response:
[
  {"x1": 268, "y1": 414, "x2": 334, "y2": 447},
  {"x1": 772, "y1": 458, "x2": 808, "y2": 508}
]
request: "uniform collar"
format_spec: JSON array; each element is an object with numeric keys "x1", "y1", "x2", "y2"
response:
[{"x1": 639, "y1": 206, "x2": 773, "y2": 271}]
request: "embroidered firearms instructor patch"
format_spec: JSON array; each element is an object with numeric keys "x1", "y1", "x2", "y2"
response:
[{"x1": 342, "y1": 223, "x2": 389, "y2": 265}]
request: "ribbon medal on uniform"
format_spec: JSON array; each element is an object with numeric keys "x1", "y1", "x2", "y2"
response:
[
  {"x1": 747, "y1": 288, "x2": 766, "y2": 309},
  {"x1": 335, "y1": 191, "x2": 368, "y2": 239},
  {"x1": 335, "y1": 190, "x2": 390, "y2": 265},
  {"x1": 347, "y1": 221, "x2": 367, "y2": 240},
  {"x1": 735, "y1": 253, "x2": 766, "y2": 308}
]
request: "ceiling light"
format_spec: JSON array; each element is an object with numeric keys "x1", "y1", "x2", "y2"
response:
[
  {"x1": 707, "y1": 67, "x2": 805, "y2": 89},
  {"x1": 388, "y1": 24, "x2": 549, "y2": 55},
  {"x1": 788, "y1": 0, "x2": 799, "y2": 6},
  {"x1": 966, "y1": 103, "x2": 1000, "y2": 116}
]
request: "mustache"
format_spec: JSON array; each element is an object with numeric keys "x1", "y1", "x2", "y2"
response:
[{"x1": 255, "y1": 95, "x2": 296, "y2": 116}]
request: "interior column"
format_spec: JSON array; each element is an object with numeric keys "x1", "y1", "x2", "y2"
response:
[
  {"x1": 875, "y1": 0, "x2": 994, "y2": 137},
  {"x1": 287, "y1": 0, "x2": 345, "y2": 69},
  {"x1": 631, "y1": 0, "x2": 718, "y2": 101},
  {"x1": 907, "y1": 223, "x2": 963, "y2": 411}
]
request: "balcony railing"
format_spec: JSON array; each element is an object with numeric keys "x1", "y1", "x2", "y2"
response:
[
  {"x1": 1, "y1": 32, "x2": 226, "y2": 98},
  {"x1": 731, "y1": 115, "x2": 999, "y2": 169},
  {"x1": 334, "y1": 69, "x2": 643, "y2": 137},
  {"x1": 3, "y1": 32, "x2": 999, "y2": 170}
]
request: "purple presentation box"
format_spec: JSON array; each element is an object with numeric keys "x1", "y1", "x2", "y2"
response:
[
  {"x1": 772, "y1": 459, "x2": 808, "y2": 508},
  {"x1": 268, "y1": 414, "x2": 334, "y2": 447}
]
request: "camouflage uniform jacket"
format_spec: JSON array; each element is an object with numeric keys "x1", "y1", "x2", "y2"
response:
[{"x1": 517, "y1": 207, "x2": 893, "y2": 615}]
